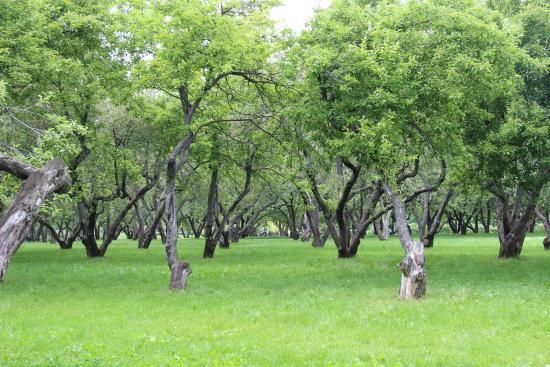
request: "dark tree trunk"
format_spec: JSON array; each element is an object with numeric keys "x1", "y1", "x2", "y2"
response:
[
  {"x1": 479, "y1": 201, "x2": 491, "y2": 233},
  {"x1": 38, "y1": 218, "x2": 81, "y2": 250},
  {"x1": 286, "y1": 194, "x2": 299, "y2": 240},
  {"x1": 103, "y1": 212, "x2": 111, "y2": 241},
  {"x1": 134, "y1": 202, "x2": 145, "y2": 241},
  {"x1": 203, "y1": 168, "x2": 220, "y2": 258},
  {"x1": 94, "y1": 223, "x2": 101, "y2": 240},
  {"x1": 491, "y1": 182, "x2": 544, "y2": 258},
  {"x1": 216, "y1": 160, "x2": 253, "y2": 250},
  {"x1": 528, "y1": 219, "x2": 535, "y2": 233},
  {"x1": 446, "y1": 212, "x2": 459, "y2": 234},
  {"x1": 230, "y1": 214, "x2": 242, "y2": 243},
  {"x1": 299, "y1": 192, "x2": 327, "y2": 248},
  {"x1": 138, "y1": 203, "x2": 165, "y2": 249},
  {"x1": 98, "y1": 179, "x2": 158, "y2": 256},
  {"x1": 78, "y1": 200, "x2": 101, "y2": 257},
  {"x1": 187, "y1": 216, "x2": 205, "y2": 239},
  {"x1": 0, "y1": 157, "x2": 71, "y2": 281},
  {"x1": 219, "y1": 230, "x2": 230, "y2": 248},
  {"x1": 421, "y1": 189, "x2": 453, "y2": 248}
]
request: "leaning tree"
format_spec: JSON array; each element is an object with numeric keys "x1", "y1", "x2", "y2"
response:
[{"x1": 0, "y1": 155, "x2": 71, "y2": 280}]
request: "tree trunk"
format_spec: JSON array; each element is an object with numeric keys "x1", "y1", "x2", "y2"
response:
[
  {"x1": 300, "y1": 212, "x2": 310, "y2": 241},
  {"x1": 138, "y1": 203, "x2": 165, "y2": 249},
  {"x1": 77, "y1": 200, "x2": 101, "y2": 257},
  {"x1": 299, "y1": 191, "x2": 328, "y2": 248},
  {"x1": 203, "y1": 168, "x2": 220, "y2": 258},
  {"x1": 0, "y1": 157, "x2": 71, "y2": 281},
  {"x1": 374, "y1": 200, "x2": 391, "y2": 241},
  {"x1": 492, "y1": 185, "x2": 541, "y2": 258},
  {"x1": 479, "y1": 204, "x2": 491, "y2": 233},
  {"x1": 38, "y1": 218, "x2": 81, "y2": 250},
  {"x1": 158, "y1": 220, "x2": 167, "y2": 244},
  {"x1": 164, "y1": 130, "x2": 194, "y2": 290},
  {"x1": 287, "y1": 196, "x2": 299, "y2": 240},
  {"x1": 382, "y1": 181, "x2": 427, "y2": 300},
  {"x1": 421, "y1": 188, "x2": 453, "y2": 248}
]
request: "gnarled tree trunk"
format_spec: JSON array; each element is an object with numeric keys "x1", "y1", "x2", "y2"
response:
[
  {"x1": 383, "y1": 181, "x2": 427, "y2": 300},
  {"x1": 164, "y1": 131, "x2": 194, "y2": 289},
  {"x1": 490, "y1": 182, "x2": 545, "y2": 258},
  {"x1": 0, "y1": 157, "x2": 71, "y2": 281}
]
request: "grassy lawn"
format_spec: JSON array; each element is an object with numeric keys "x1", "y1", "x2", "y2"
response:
[{"x1": 0, "y1": 233, "x2": 548, "y2": 366}]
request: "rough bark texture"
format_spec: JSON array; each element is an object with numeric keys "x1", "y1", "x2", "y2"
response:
[
  {"x1": 164, "y1": 127, "x2": 194, "y2": 289},
  {"x1": 490, "y1": 183, "x2": 544, "y2": 258},
  {"x1": 0, "y1": 157, "x2": 71, "y2": 281},
  {"x1": 382, "y1": 181, "x2": 427, "y2": 300},
  {"x1": 169, "y1": 260, "x2": 192, "y2": 289}
]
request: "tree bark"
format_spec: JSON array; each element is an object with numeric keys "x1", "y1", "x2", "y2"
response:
[
  {"x1": 99, "y1": 180, "x2": 158, "y2": 256},
  {"x1": 382, "y1": 181, "x2": 427, "y2": 300},
  {"x1": 0, "y1": 157, "x2": 71, "y2": 281},
  {"x1": 490, "y1": 182, "x2": 544, "y2": 258},
  {"x1": 286, "y1": 194, "x2": 299, "y2": 240},
  {"x1": 38, "y1": 218, "x2": 81, "y2": 250},
  {"x1": 422, "y1": 188, "x2": 453, "y2": 248},
  {"x1": 299, "y1": 191, "x2": 327, "y2": 247},
  {"x1": 203, "y1": 168, "x2": 220, "y2": 258},
  {"x1": 164, "y1": 131, "x2": 194, "y2": 289},
  {"x1": 138, "y1": 202, "x2": 165, "y2": 249},
  {"x1": 78, "y1": 200, "x2": 101, "y2": 257},
  {"x1": 479, "y1": 201, "x2": 491, "y2": 233},
  {"x1": 374, "y1": 199, "x2": 391, "y2": 241}
]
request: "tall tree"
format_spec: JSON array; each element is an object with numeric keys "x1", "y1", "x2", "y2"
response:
[{"x1": 128, "y1": 0, "x2": 278, "y2": 288}]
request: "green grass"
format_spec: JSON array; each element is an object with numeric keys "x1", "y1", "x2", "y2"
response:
[{"x1": 0, "y1": 233, "x2": 549, "y2": 367}]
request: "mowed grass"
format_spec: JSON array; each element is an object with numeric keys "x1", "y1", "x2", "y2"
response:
[{"x1": 0, "y1": 233, "x2": 548, "y2": 367}]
